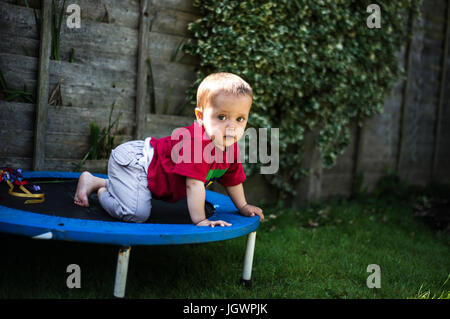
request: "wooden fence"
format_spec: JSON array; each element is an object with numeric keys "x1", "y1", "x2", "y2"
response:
[
  {"x1": 0, "y1": 0, "x2": 198, "y2": 172},
  {"x1": 319, "y1": 0, "x2": 450, "y2": 205},
  {"x1": 0, "y1": 0, "x2": 449, "y2": 205}
]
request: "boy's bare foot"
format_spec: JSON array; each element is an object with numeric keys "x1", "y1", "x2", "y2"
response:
[{"x1": 74, "y1": 172, "x2": 104, "y2": 207}]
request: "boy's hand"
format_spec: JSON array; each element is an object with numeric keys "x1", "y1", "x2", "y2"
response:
[
  {"x1": 196, "y1": 219, "x2": 232, "y2": 227},
  {"x1": 239, "y1": 204, "x2": 264, "y2": 221}
]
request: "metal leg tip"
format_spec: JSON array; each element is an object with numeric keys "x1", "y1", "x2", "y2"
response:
[{"x1": 239, "y1": 278, "x2": 252, "y2": 289}]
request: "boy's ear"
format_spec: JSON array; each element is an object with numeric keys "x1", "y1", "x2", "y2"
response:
[{"x1": 195, "y1": 107, "x2": 203, "y2": 124}]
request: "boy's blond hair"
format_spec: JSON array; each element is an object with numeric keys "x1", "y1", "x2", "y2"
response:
[{"x1": 196, "y1": 72, "x2": 253, "y2": 111}]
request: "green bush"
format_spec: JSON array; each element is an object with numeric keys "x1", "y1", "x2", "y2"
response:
[{"x1": 184, "y1": 0, "x2": 421, "y2": 198}]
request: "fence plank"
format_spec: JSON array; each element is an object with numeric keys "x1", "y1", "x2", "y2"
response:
[
  {"x1": 0, "y1": 2, "x2": 40, "y2": 39},
  {"x1": 0, "y1": 52, "x2": 197, "y2": 115},
  {"x1": 0, "y1": 101, "x2": 34, "y2": 158},
  {"x1": 44, "y1": 158, "x2": 109, "y2": 173},
  {"x1": 45, "y1": 132, "x2": 132, "y2": 159},
  {"x1": 147, "y1": 4, "x2": 199, "y2": 37},
  {"x1": 71, "y1": 0, "x2": 139, "y2": 29},
  {"x1": 148, "y1": 31, "x2": 198, "y2": 65},
  {"x1": 135, "y1": 0, "x2": 150, "y2": 140},
  {"x1": 0, "y1": 157, "x2": 33, "y2": 171},
  {"x1": 151, "y1": 0, "x2": 198, "y2": 14},
  {"x1": 145, "y1": 56, "x2": 196, "y2": 114},
  {"x1": 0, "y1": 34, "x2": 40, "y2": 58},
  {"x1": 144, "y1": 113, "x2": 194, "y2": 138},
  {"x1": 60, "y1": 19, "x2": 138, "y2": 56},
  {"x1": 0, "y1": 53, "x2": 136, "y2": 111}
]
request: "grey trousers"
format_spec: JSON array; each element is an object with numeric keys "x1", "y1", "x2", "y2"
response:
[{"x1": 99, "y1": 140, "x2": 152, "y2": 223}]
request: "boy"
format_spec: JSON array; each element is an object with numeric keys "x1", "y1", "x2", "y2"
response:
[{"x1": 74, "y1": 72, "x2": 264, "y2": 227}]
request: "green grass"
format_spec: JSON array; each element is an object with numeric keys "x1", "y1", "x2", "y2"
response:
[{"x1": 1, "y1": 194, "x2": 448, "y2": 299}]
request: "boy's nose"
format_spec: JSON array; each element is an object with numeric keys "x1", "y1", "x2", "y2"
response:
[
  {"x1": 227, "y1": 121, "x2": 237, "y2": 129},
  {"x1": 225, "y1": 125, "x2": 236, "y2": 134}
]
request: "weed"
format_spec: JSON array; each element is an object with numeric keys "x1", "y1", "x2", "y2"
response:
[
  {"x1": 51, "y1": 0, "x2": 66, "y2": 61},
  {"x1": 0, "y1": 68, "x2": 34, "y2": 103},
  {"x1": 75, "y1": 99, "x2": 122, "y2": 170}
]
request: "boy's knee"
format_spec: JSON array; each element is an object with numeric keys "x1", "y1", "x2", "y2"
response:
[
  {"x1": 97, "y1": 187, "x2": 107, "y2": 198},
  {"x1": 130, "y1": 195, "x2": 151, "y2": 223},
  {"x1": 126, "y1": 209, "x2": 150, "y2": 223}
]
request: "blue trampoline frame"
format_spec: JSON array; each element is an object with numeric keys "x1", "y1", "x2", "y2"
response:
[{"x1": 0, "y1": 171, "x2": 260, "y2": 297}]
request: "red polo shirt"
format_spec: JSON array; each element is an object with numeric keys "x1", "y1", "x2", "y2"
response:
[{"x1": 147, "y1": 121, "x2": 246, "y2": 202}]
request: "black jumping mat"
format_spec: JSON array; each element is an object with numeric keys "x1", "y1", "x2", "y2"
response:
[{"x1": 0, "y1": 178, "x2": 214, "y2": 224}]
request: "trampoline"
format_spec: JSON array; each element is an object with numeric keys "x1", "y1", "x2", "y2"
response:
[{"x1": 0, "y1": 171, "x2": 260, "y2": 297}]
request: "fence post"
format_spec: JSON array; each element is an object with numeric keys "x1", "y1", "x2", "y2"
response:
[
  {"x1": 351, "y1": 118, "x2": 365, "y2": 196},
  {"x1": 33, "y1": 0, "x2": 52, "y2": 171},
  {"x1": 135, "y1": 0, "x2": 150, "y2": 140},
  {"x1": 431, "y1": 1, "x2": 449, "y2": 182},
  {"x1": 396, "y1": 9, "x2": 415, "y2": 176},
  {"x1": 292, "y1": 127, "x2": 322, "y2": 207}
]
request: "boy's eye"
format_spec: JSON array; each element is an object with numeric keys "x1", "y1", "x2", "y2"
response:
[
  {"x1": 237, "y1": 117, "x2": 245, "y2": 122},
  {"x1": 218, "y1": 115, "x2": 226, "y2": 120}
]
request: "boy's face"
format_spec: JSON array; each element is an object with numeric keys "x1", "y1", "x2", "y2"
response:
[{"x1": 196, "y1": 93, "x2": 252, "y2": 150}]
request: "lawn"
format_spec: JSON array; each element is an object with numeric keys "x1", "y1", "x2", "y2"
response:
[{"x1": 1, "y1": 184, "x2": 449, "y2": 299}]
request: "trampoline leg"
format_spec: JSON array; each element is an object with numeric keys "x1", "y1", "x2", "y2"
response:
[
  {"x1": 241, "y1": 231, "x2": 256, "y2": 288},
  {"x1": 114, "y1": 246, "x2": 131, "y2": 298}
]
